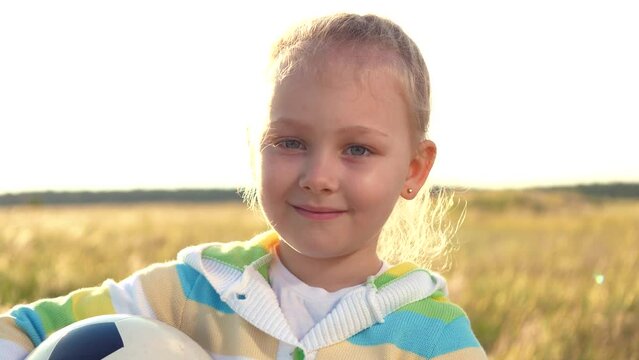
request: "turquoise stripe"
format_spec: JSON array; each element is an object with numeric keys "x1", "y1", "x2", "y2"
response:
[
  {"x1": 176, "y1": 264, "x2": 234, "y2": 314},
  {"x1": 429, "y1": 316, "x2": 482, "y2": 357},
  {"x1": 349, "y1": 311, "x2": 479, "y2": 357},
  {"x1": 10, "y1": 307, "x2": 46, "y2": 346}
]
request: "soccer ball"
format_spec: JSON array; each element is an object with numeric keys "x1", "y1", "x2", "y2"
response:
[{"x1": 27, "y1": 314, "x2": 210, "y2": 359}]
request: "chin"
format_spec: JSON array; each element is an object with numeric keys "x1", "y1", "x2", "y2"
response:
[{"x1": 279, "y1": 231, "x2": 349, "y2": 259}]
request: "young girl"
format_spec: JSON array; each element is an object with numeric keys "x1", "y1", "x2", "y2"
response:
[{"x1": 0, "y1": 14, "x2": 486, "y2": 359}]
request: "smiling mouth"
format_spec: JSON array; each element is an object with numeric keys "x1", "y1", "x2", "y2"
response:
[{"x1": 291, "y1": 205, "x2": 347, "y2": 220}]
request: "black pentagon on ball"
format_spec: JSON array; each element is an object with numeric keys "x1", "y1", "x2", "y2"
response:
[{"x1": 49, "y1": 322, "x2": 124, "y2": 360}]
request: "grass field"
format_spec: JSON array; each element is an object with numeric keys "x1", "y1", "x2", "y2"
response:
[{"x1": 1, "y1": 191, "x2": 637, "y2": 359}]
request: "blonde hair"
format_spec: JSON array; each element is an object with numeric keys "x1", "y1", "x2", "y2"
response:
[{"x1": 242, "y1": 13, "x2": 461, "y2": 270}]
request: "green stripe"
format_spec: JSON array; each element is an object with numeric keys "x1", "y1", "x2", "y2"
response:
[
  {"x1": 257, "y1": 262, "x2": 270, "y2": 282},
  {"x1": 32, "y1": 287, "x2": 116, "y2": 336},
  {"x1": 33, "y1": 296, "x2": 76, "y2": 336},
  {"x1": 397, "y1": 296, "x2": 466, "y2": 324},
  {"x1": 372, "y1": 273, "x2": 396, "y2": 288},
  {"x1": 372, "y1": 263, "x2": 419, "y2": 289},
  {"x1": 202, "y1": 240, "x2": 270, "y2": 270}
]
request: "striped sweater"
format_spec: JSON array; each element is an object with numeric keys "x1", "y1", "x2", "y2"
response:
[{"x1": 0, "y1": 231, "x2": 486, "y2": 359}]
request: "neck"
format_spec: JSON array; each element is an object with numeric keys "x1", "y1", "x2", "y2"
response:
[{"x1": 276, "y1": 242, "x2": 383, "y2": 292}]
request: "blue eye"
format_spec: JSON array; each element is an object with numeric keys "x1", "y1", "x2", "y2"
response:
[
  {"x1": 277, "y1": 139, "x2": 304, "y2": 150},
  {"x1": 345, "y1": 145, "x2": 370, "y2": 156}
]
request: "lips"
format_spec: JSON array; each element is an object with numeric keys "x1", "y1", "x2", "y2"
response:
[{"x1": 291, "y1": 204, "x2": 347, "y2": 220}]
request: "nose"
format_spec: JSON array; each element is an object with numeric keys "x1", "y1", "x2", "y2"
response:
[{"x1": 298, "y1": 151, "x2": 339, "y2": 194}]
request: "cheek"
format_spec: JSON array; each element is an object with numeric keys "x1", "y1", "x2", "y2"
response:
[
  {"x1": 355, "y1": 157, "x2": 408, "y2": 190},
  {"x1": 261, "y1": 153, "x2": 295, "y2": 186},
  {"x1": 346, "y1": 163, "x2": 405, "y2": 209},
  {"x1": 346, "y1": 176, "x2": 399, "y2": 236},
  {"x1": 259, "y1": 153, "x2": 296, "y2": 211},
  {"x1": 261, "y1": 156, "x2": 280, "y2": 189}
]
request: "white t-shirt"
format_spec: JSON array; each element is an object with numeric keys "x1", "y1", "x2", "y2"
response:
[{"x1": 269, "y1": 252, "x2": 390, "y2": 340}]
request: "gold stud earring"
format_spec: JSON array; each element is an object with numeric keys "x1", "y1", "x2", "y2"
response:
[{"x1": 407, "y1": 188, "x2": 413, "y2": 194}]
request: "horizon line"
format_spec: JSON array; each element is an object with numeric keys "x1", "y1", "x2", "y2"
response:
[{"x1": 1, "y1": 181, "x2": 638, "y2": 197}]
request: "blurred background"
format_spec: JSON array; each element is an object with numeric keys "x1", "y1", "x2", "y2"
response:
[
  {"x1": 1, "y1": 0, "x2": 638, "y2": 192},
  {"x1": 1, "y1": 1, "x2": 637, "y2": 358}
]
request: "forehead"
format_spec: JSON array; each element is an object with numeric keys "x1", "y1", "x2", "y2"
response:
[
  {"x1": 269, "y1": 55, "x2": 412, "y2": 140},
  {"x1": 292, "y1": 44, "x2": 406, "y2": 91},
  {"x1": 272, "y1": 46, "x2": 409, "y2": 110}
]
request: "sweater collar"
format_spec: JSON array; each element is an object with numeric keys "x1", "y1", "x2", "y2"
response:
[
  {"x1": 178, "y1": 231, "x2": 448, "y2": 353},
  {"x1": 186, "y1": 230, "x2": 439, "y2": 290}
]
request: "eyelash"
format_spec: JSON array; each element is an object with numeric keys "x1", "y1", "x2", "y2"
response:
[
  {"x1": 274, "y1": 138, "x2": 305, "y2": 150},
  {"x1": 344, "y1": 145, "x2": 372, "y2": 157},
  {"x1": 271, "y1": 138, "x2": 373, "y2": 157}
]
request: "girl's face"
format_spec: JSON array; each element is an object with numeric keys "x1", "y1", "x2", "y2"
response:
[{"x1": 260, "y1": 57, "x2": 434, "y2": 266}]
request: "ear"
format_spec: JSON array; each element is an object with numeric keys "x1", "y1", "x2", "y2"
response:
[{"x1": 401, "y1": 140, "x2": 437, "y2": 200}]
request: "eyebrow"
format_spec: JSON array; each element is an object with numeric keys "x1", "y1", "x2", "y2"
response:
[{"x1": 270, "y1": 117, "x2": 390, "y2": 138}]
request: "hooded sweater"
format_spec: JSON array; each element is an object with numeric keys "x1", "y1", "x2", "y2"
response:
[{"x1": 0, "y1": 231, "x2": 486, "y2": 359}]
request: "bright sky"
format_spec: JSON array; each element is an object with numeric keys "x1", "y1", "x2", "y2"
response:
[{"x1": 1, "y1": 1, "x2": 638, "y2": 195}]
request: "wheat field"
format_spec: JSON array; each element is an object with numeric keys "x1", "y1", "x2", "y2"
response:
[{"x1": 1, "y1": 191, "x2": 637, "y2": 359}]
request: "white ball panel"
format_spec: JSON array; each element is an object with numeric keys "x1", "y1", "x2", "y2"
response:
[{"x1": 26, "y1": 314, "x2": 210, "y2": 360}]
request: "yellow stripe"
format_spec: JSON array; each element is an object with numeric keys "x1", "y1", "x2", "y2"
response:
[
  {"x1": 70, "y1": 286, "x2": 116, "y2": 319},
  {"x1": 430, "y1": 346, "x2": 487, "y2": 360},
  {"x1": 139, "y1": 262, "x2": 277, "y2": 359},
  {"x1": 432, "y1": 295, "x2": 451, "y2": 303},
  {"x1": 316, "y1": 341, "x2": 424, "y2": 360},
  {"x1": 180, "y1": 299, "x2": 278, "y2": 359},
  {"x1": 385, "y1": 262, "x2": 418, "y2": 277},
  {"x1": 0, "y1": 316, "x2": 35, "y2": 352},
  {"x1": 252, "y1": 230, "x2": 280, "y2": 250},
  {"x1": 138, "y1": 262, "x2": 186, "y2": 326}
]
